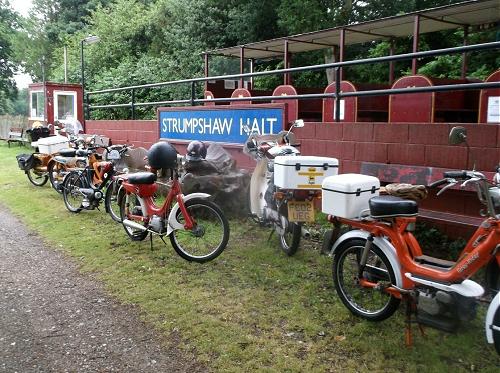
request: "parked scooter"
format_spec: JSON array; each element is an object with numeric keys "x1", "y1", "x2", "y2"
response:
[
  {"x1": 244, "y1": 120, "x2": 338, "y2": 256},
  {"x1": 323, "y1": 126, "x2": 500, "y2": 353}
]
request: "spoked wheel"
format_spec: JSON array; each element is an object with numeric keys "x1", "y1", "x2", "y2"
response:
[
  {"x1": 119, "y1": 191, "x2": 149, "y2": 241},
  {"x1": 105, "y1": 179, "x2": 122, "y2": 223},
  {"x1": 26, "y1": 168, "x2": 48, "y2": 186},
  {"x1": 278, "y1": 217, "x2": 301, "y2": 256},
  {"x1": 333, "y1": 238, "x2": 400, "y2": 321},
  {"x1": 62, "y1": 171, "x2": 84, "y2": 213},
  {"x1": 48, "y1": 161, "x2": 66, "y2": 193},
  {"x1": 170, "y1": 198, "x2": 229, "y2": 263}
]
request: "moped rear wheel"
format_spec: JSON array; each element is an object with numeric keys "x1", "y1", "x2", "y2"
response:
[
  {"x1": 170, "y1": 198, "x2": 229, "y2": 263},
  {"x1": 333, "y1": 238, "x2": 400, "y2": 321},
  {"x1": 26, "y1": 168, "x2": 48, "y2": 186},
  {"x1": 62, "y1": 171, "x2": 84, "y2": 213},
  {"x1": 279, "y1": 219, "x2": 301, "y2": 256},
  {"x1": 119, "y1": 191, "x2": 149, "y2": 241}
]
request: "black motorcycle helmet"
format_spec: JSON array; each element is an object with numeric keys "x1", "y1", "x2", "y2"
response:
[
  {"x1": 147, "y1": 141, "x2": 178, "y2": 170},
  {"x1": 186, "y1": 140, "x2": 207, "y2": 162}
]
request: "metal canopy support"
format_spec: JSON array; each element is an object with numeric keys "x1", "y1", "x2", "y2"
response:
[
  {"x1": 249, "y1": 58, "x2": 254, "y2": 90},
  {"x1": 343, "y1": 27, "x2": 393, "y2": 39},
  {"x1": 204, "y1": 53, "x2": 209, "y2": 91},
  {"x1": 240, "y1": 47, "x2": 245, "y2": 88},
  {"x1": 339, "y1": 28, "x2": 345, "y2": 81},
  {"x1": 412, "y1": 15, "x2": 420, "y2": 74},
  {"x1": 461, "y1": 26, "x2": 469, "y2": 79},
  {"x1": 389, "y1": 39, "x2": 395, "y2": 84},
  {"x1": 286, "y1": 37, "x2": 336, "y2": 48},
  {"x1": 284, "y1": 39, "x2": 290, "y2": 85}
]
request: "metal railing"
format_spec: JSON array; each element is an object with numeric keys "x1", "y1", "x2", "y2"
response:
[{"x1": 86, "y1": 41, "x2": 500, "y2": 122}]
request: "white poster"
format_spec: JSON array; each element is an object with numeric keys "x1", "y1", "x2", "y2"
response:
[
  {"x1": 487, "y1": 96, "x2": 500, "y2": 123},
  {"x1": 333, "y1": 99, "x2": 345, "y2": 120}
]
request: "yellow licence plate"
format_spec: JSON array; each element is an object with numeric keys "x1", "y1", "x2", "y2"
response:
[{"x1": 288, "y1": 200, "x2": 315, "y2": 223}]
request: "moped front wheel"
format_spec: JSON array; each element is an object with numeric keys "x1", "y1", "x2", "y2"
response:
[
  {"x1": 104, "y1": 179, "x2": 122, "y2": 223},
  {"x1": 62, "y1": 171, "x2": 84, "y2": 213},
  {"x1": 170, "y1": 198, "x2": 229, "y2": 263},
  {"x1": 119, "y1": 191, "x2": 149, "y2": 241},
  {"x1": 26, "y1": 168, "x2": 48, "y2": 186},
  {"x1": 48, "y1": 161, "x2": 65, "y2": 193},
  {"x1": 333, "y1": 238, "x2": 400, "y2": 321}
]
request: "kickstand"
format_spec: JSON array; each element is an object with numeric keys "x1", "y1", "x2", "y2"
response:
[
  {"x1": 267, "y1": 229, "x2": 274, "y2": 242},
  {"x1": 149, "y1": 232, "x2": 154, "y2": 251},
  {"x1": 404, "y1": 298, "x2": 425, "y2": 348}
]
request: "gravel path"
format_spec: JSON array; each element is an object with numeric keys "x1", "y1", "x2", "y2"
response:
[{"x1": 0, "y1": 205, "x2": 205, "y2": 372}]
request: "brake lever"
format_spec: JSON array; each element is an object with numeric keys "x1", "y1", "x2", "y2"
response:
[
  {"x1": 461, "y1": 177, "x2": 480, "y2": 189},
  {"x1": 436, "y1": 180, "x2": 457, "y2": 196}
]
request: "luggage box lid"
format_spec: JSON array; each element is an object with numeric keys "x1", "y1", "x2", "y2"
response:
[
  {"x1": 274, "y1": 155, "x2": 339, "y2": 168},
  {"x1": 322, "y1": 173, "x2": 380, "y2": 194},
  {"x1": 37, "y1": 135, "x2": 69, "y2": 145}
]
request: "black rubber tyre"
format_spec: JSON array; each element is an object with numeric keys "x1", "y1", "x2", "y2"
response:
[
  {"x1": 26, "y1": 168, "x2": 48, "y2": 186},
  {"x1": 170, "y1": 198, "x2": 229, "y2": 263},
  {"x1": 333, "y1": 238, "x2": 400, "y2": 321},
  {"x1": 493, "y1": 307, "x2": 500, "y2": 354},
  {"x1": 279, "y1": 220, "x2": 301, "y2": 256},
  {"x1": 48, "y1": 161, "x2": 65, "y2": 193},
  {"x1": 119, "y1": 191, "x2": 149, "y2": 241},
  {"x1": 62, "y1": 171, "x2": 84, "y2": 213},
  {"x1": 104, "y1": 179, "x2": 122, "y2": 223}
]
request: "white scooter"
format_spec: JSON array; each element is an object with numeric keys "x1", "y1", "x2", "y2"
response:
[{"x1": 244, "y1": 120, "x2": 338, "y2": 256}]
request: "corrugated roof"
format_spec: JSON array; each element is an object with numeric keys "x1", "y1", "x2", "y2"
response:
[{"x1": 204, "y1": 0, "x2": 500, "y2": 59}]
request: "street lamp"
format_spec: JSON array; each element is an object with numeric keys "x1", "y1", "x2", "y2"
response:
[{"x1": 81, "y1": 35, "x2": 100, "y2": 124}]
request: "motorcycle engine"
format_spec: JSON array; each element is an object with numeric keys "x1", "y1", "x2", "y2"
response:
[
  {"x1": 416, "y1": 289, "x2": 477, "y2": 332},
  {"x1": 149, "y1": 215, "x2": 166, "y2": 234}
]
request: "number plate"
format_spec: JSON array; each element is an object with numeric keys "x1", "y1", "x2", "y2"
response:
[{"x1": 288, "y1": 200, "x2": 315, "y2": 222}]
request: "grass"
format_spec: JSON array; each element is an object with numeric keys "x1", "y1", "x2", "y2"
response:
[{"x1": 1, "y1": 142, "x2": 499, "y2": 372}]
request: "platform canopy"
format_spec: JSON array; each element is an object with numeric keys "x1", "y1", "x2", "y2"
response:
[{"x1": 204, "y1": 0, "x2": 500, "y2": 60}]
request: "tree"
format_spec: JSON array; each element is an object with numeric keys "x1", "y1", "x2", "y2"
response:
[{"x1": 0, "y1": 0, "x2": 18, "y2": 114}]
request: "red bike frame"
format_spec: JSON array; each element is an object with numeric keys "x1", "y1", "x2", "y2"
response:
[{"x1": 120, "y1": 172, "x2": 195, "y2": 230}]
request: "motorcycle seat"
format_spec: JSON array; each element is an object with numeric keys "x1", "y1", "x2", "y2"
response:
[
  {"x1": 58, "y1": 148, "x2": 77, "y2": 157},
  {"x1": 369, "y1": 195, "x2": 418, "y2": 218},
  {"x1": 126, "y1": 172, "x2": 157, "y2": 184}
]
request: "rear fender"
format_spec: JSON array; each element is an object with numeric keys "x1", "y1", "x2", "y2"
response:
[
  {"x1": 166, "y1": 193, "x2": 211, "y2": 235},
  {"x1": 329, "y1": 229, "x2": 403, "y2": 288}
]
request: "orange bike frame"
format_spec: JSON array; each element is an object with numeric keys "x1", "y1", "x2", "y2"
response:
[{"x1": 337, "y1": 216, "x2": 500, "y2": 289}]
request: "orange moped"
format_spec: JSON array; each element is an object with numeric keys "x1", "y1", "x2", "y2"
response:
[{"x1": 324, "y1": 126, "x2": 500, "y2": 353}]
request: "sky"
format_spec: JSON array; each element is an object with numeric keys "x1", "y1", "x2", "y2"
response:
[{"x1": 9, "y1": 0, "x2": 33, "y2": 88}]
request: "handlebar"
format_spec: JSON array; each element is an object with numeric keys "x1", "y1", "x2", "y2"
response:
[{"x1": 443, "y1": 170, "x2": 468, "y2": 179}]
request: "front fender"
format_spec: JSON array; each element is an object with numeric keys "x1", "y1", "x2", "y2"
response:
[
  {"x1": 166, "y1": 193, "x2": 211, "y2": 235},
  {"x1": 486, "y1": 291, "x2": 500, "y2": 344},
  {"x1": 329, "y1": 229, "x2": 403, "y2": 288}
]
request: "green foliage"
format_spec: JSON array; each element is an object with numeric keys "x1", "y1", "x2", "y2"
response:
[
  {"x1": 0, "y1": 0, "x2": 18, "y2": 114},
  {"x1": 413, "y1": 222, "x2": 466, "y2": 260}
]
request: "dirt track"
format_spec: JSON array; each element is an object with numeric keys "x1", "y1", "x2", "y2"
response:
[{"x1": 0, "y1": 205, "x2": 205, "y2": 372}]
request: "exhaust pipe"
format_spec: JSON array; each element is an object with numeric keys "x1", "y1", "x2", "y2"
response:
[
  {"x1": 301, "y1": 226, "x2": 311, "y2": 239},
  {"x1": 122, "y1": 219, "x2": 148, "y2": 232}
]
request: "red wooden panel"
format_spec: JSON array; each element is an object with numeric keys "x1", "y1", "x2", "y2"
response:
[
  {"x1": 272, "y1": 85, "x2": 298, "y2": 124},
  {"x1": 390, "y1": 75, "x2": 433, "y2": 123},
  {"x1": 425, "y1": 144, "x2": 467, "y2": 169},
  {"x1": 204, "y1": 90, "x2": 215, "y2": 106},
  {"x1": 342, "y1": 122, "x2": 373, "y2": 141},
  {"x1": 230, "y1": 88, "x2": 252, "y2": 105},
  {"x1": 478, "y1": 70, "x2": 500, "y2": 123}
]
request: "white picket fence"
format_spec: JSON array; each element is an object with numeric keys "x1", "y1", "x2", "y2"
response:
[{"x1": 0, "y1": 115, "x2": 29, "y2": 140}]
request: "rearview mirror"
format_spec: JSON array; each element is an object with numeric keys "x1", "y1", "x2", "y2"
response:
[
  {"x1": 292, "y1": 119, "x2": 305, "y2": 128},
  {"x1": 449, "y1": 126, "x2": 467, "y2": 145}
]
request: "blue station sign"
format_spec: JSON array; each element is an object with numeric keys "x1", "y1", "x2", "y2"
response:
[{"x1": 158, "y1": 106, "x2": 284, "y2": 144}]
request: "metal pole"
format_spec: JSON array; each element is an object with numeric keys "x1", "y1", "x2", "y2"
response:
[
  {"x1": 80, "y1": 39, "x2": 86, "y2": 123},
  {"x1": 131, "y1": 89, "x2": 135, "y2": 119},
  {"x1": 461, "y1": 26, "x2": 469, "y2": 79},
  {"x1": 334, "y1": 67, "x2": 341, "y2": 122},
  {"x1": 412, "y1": 15, "x2": 420, "y2": 74},
  {"x1": 389, "y1": 39, "x2": 395, "y2": 84},
  {"x1": 339, "y1": 29, "x2": 345, "y2": 81},
  {"x1": 63, "y1": 46, "x2": 68, "y2": 83},
  {"x1": 240, "y1": 47, "x2": 245, "y2": 88},
  {"x1": 190, "y1": 81, "x2": 196, "y2": 106}
]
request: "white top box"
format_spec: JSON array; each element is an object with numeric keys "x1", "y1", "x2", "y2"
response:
[
  {"x1": 322, "y1": 173, "x2": 380, "y2": 219},
  {"x1": 274, "y1": 155, "x2": 339, "y2": 190},
  {"x1": 37, "y1": 135, "x2": 70, "y2": 155}
]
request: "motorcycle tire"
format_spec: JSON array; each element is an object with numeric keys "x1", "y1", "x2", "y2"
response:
[
  {"x1": 48, "y1": 161, "x2": 65, "y2": 194},
  {"x1": 104, "y1": 179, "x2": 122, "y2": 223},
  {"x1": 278, "y1": 219, "x2": 301, "y2": 256},
  {"x1": 26, "y1": 168, "x2": 48, "y2": 186},
  {"x1": 119, "y1": 190, "x2": 149, "y2": 241},
  {"x1": 333, "y1": 238, "x2": 400, "y2": 321},
  {"x1": 62, "y1": 171, "x2": 85, "y2": 213}
]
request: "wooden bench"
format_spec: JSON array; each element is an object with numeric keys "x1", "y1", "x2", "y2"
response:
[{"x1": 7, "y1": 127, "x2": 29, "y2": 147}]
